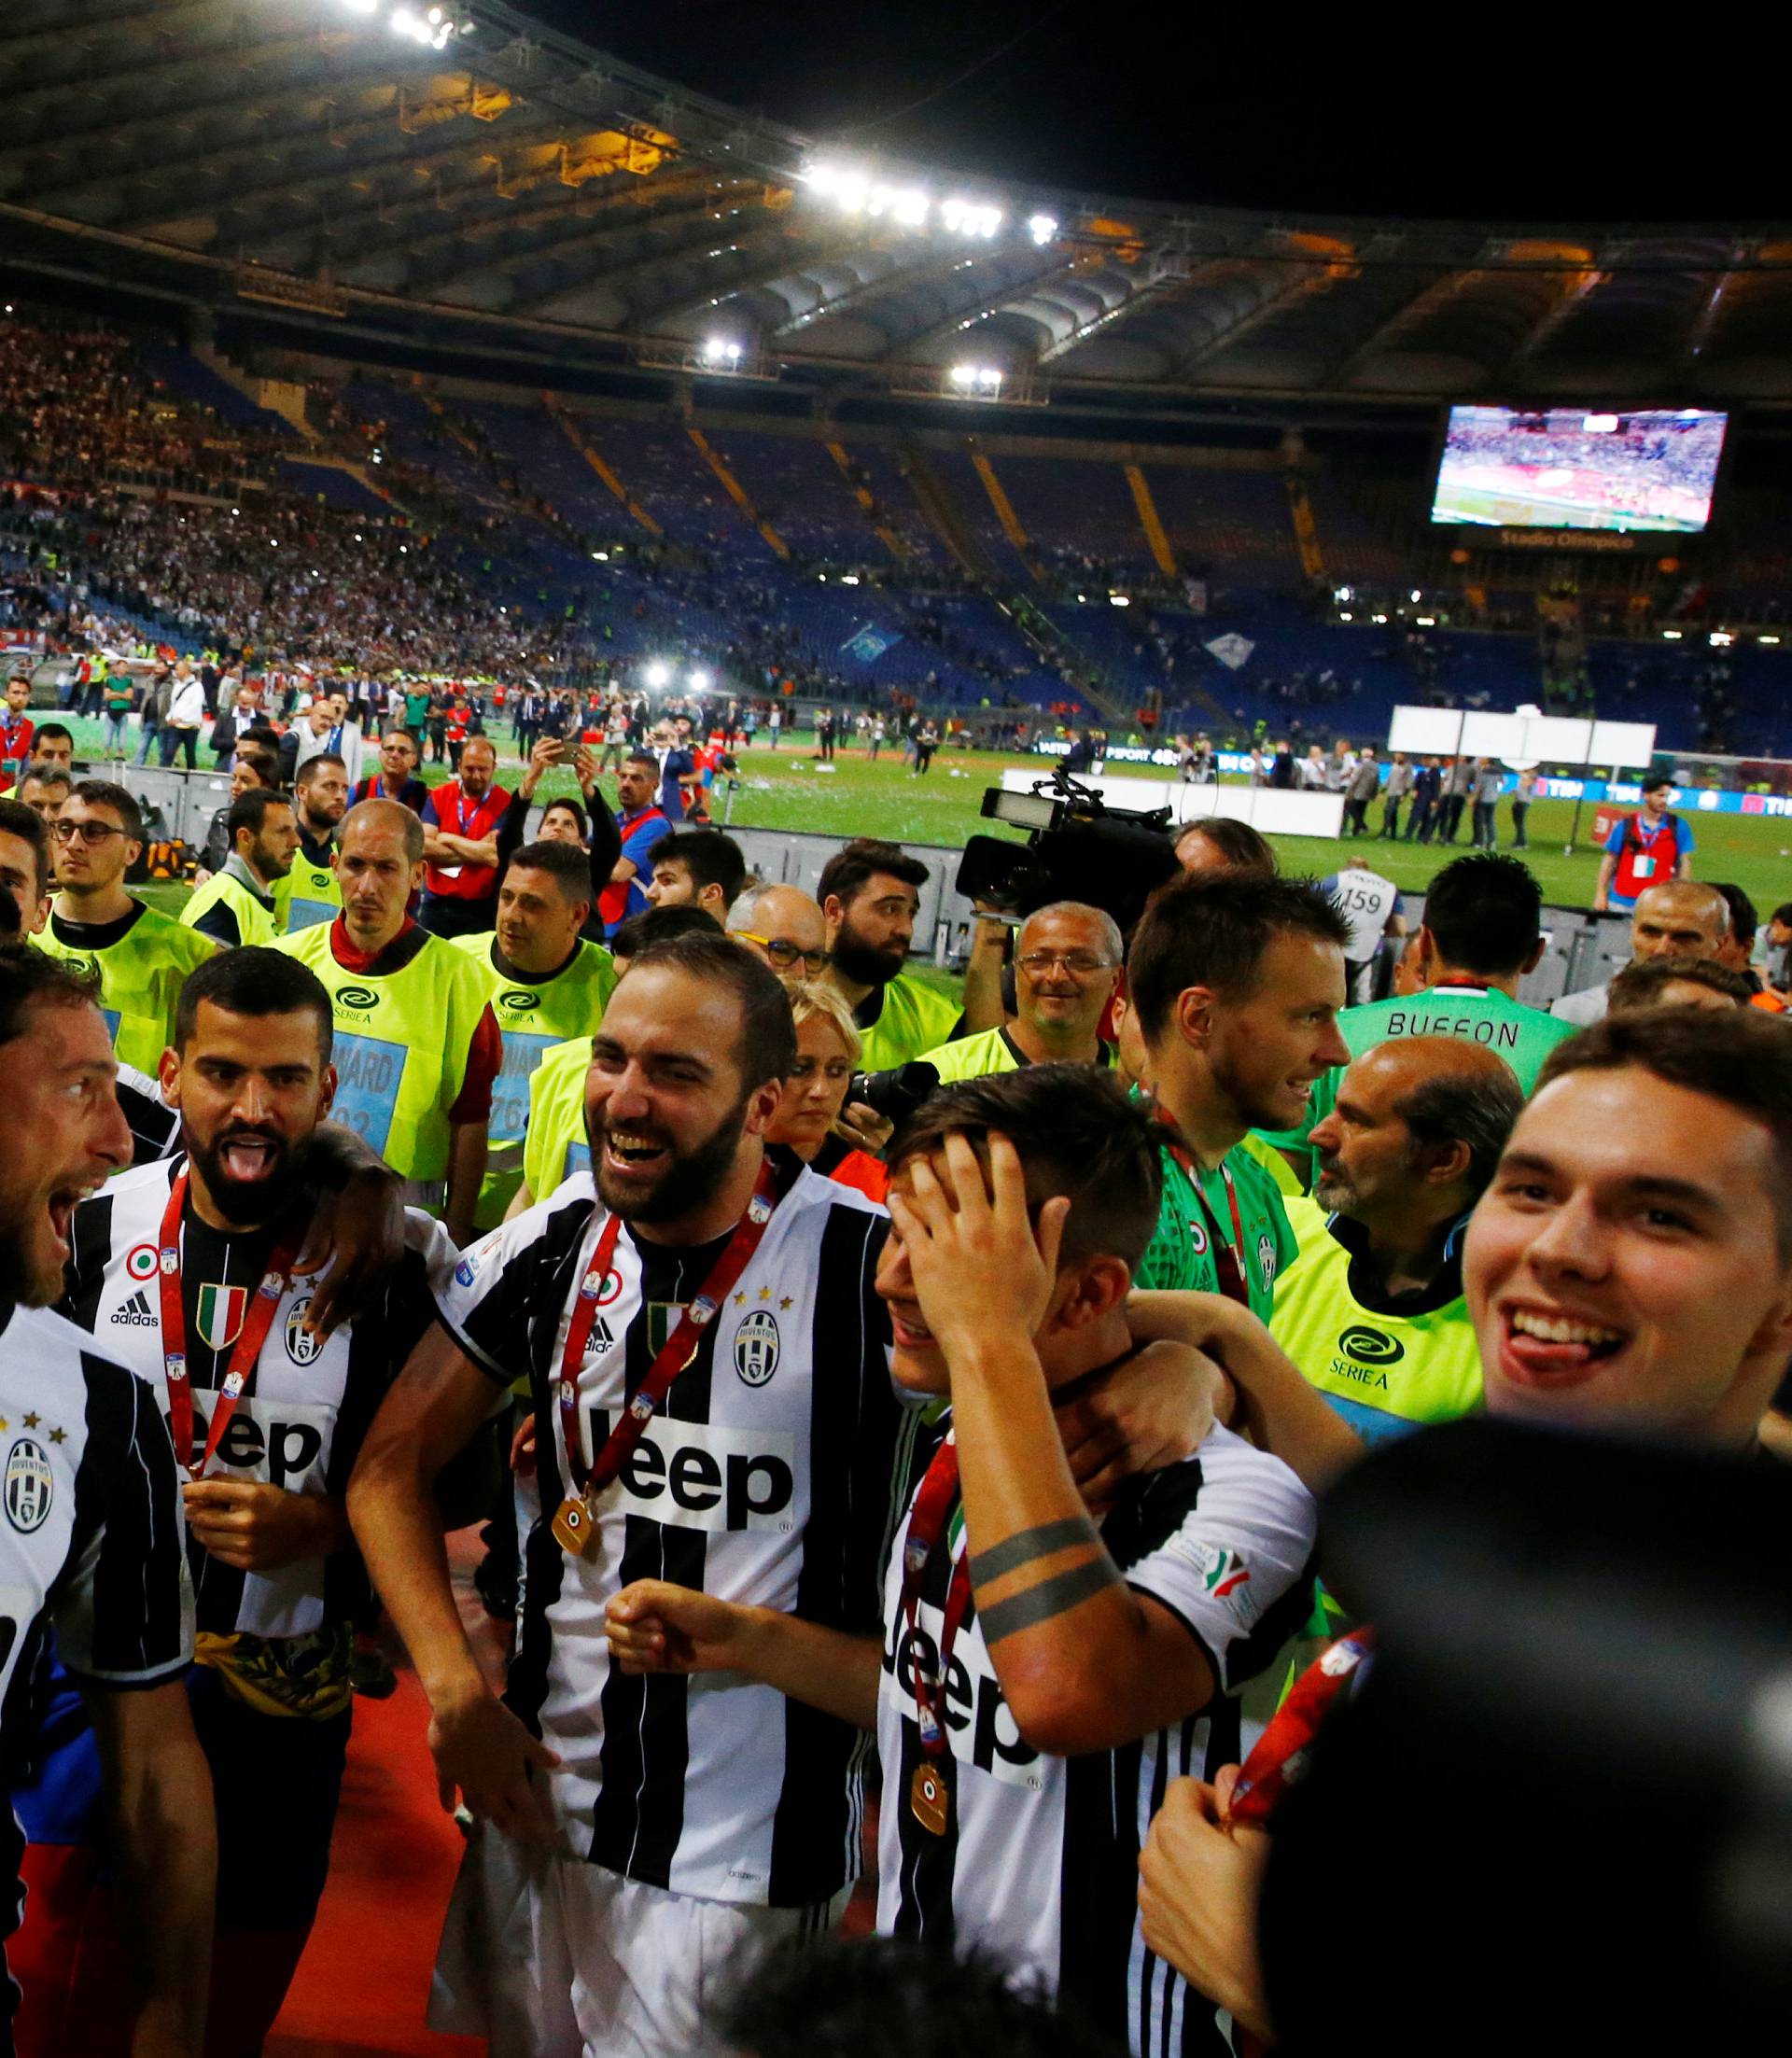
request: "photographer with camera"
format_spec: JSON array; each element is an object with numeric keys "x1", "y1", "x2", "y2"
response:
[{"x1": 921, "y1": 902, "x2": 1122, "y2": 1083}]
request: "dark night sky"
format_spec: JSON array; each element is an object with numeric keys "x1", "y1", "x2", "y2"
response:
[{"x1": 512, "y1": 3, "x2": 1772, "y2": 224}]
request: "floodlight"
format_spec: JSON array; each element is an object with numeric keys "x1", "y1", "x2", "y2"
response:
[
  {"x1": 841, "y1": 574, "x2": 860, "y2": 585},
  {"x1": 592, "y1": 551, "x2": 609, "y2": 562},
  {"x1": 1335, "y1": 584, "x2": 1353, "y2": 603},
  {"x1": 1109, "y1": 594, "x2": 1130, "y2": 608},
  {"x1": 646, "y1": 662, "x2": 671, "y2": 687},
  {"x1": 1372, "y1": 612, "x2": 1388, "y2": 623},
  {"x1": 1409, "y1": 589, "x2": 1421, "y2": 603},
  {"x1": 1662, "y1": 629, "x2": 1682, "y2": 640},
  {"x1": 1760, "y1": 635, "x2": 1780, "y2": 645},
  {"x1": 1710, "y1": 630, "x2": 1732, "y2": 646},
  {"x1": 942, "y1": 198, "x2": 1002, "y2": 239},
  {"x1": 1339, "y1": 610, "x2": 1353, "y2": 621},
  {"x1": 1028, "y1": 214, "x2": 1059, "y2": 246},
  {"x1": 690, "y1": 669, "x2": 711, "y2": 691}
]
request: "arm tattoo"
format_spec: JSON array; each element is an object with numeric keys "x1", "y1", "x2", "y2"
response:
[
  {"x1": 969, "y1": 1516, "x2": 1099, "y2": 1586},
  {"x1": 979, "y1": 1557, "x2": 1122, "y2": 1645}
]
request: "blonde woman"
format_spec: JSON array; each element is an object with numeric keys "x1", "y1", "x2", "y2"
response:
[{"x1": 769, "y1": 982, "x2": 889, "y2": 1201}]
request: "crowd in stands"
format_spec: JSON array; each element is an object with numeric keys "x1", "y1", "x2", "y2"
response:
[{"x1": 5, "y1": 304, "x2": 1792, "y2": 759}]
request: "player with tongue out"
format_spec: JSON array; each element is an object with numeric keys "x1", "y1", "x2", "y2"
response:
[{"x1": 52, "y1": 945, "x2": 456, "y2": 2054}]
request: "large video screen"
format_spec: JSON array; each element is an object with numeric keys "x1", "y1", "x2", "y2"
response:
[{"x1": 1431, "y1": 405, "x2": 1728, "y2": 534}]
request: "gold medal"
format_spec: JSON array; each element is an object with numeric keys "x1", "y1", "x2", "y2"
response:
[
  {"x1": 910, "y1": 1760, "x2": 950, "y2": 1836},
  {"x1": 551, "y1": 1491, "x2": 596, "y2": 1558}
]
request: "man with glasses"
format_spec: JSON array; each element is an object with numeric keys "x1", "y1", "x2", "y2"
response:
[
  {"x1": 353, "y1": 725, "x2": 429, "y2": 815},
  {"x1": 920, "y1": 902, "x2": 1122, "y2": 1082},
  {"x1": 34, "y1": 779, "x2": 217, "y2": 1071},
  {"x1": 725, "y1": 883, "x2": 832, "y2": 988}
]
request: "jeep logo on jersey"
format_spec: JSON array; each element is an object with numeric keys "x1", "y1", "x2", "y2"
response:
[
  {"x1": 734, "y1": 1309, "x2": 779, "y2": 1387},
  {"x1": 334, "y1": 986, "x2": 380, "y2": 1011},
  {"x1": 1339, "y1": 1324, "x2": 1405, "y2": 1368},
  {"x1": 285, "y1": 1297, "x2": 320, "y2": 1365},
  {"x1": 4, "y1": 1439, "x2": 53, "y2": 1533},
  {"x1": 176, "y1": 1402, "x2": 327, "y2": 1489},
  {"x1": 885, "y1": 1615, "x2": 1043, "y2": 1787},
  {"x1": 584, "y1": 1412, "x2": 795, "y2": 1533},
  {"x1": 498, "y1": 988, "x2": 540, "y2": 1010}
]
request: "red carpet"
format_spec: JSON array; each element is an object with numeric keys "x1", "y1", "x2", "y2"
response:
[{"x1": 264, "y1": 1665, "x2": 483, "y2": 2058}]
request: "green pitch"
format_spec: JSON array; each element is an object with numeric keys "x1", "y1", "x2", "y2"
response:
[
  {"x1": 699, "y1": 741, "x2": 1791, "y2": 911},
  {"x1": 68, "y1": 719, "x2": 1790, "y2": 917}
]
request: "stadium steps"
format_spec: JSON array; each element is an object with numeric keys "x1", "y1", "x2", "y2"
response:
[
  {"x1": 968, "y1": 453, "x2": 1043, "y2": 584},
  {"x1": 190, "y1": 345, "x2": 315, "y2": 442},
  {"x1": 901, "y1": 443, "x2": 1001, "y2": 583},
  {"x1": 685, "y1": 428, "x2": 790, "y2": 559},
  {"x1": 1125, "y1": 464, "x2": 1180, "y2": 577},
  {"x1": 548, "y1": 404, "x2": 664, "y2": 539},
  {"x1": 825, "y1": 441, "x2": 916, "y2": 564},
  {"x1": 1285, "y1": 476, "x2": 1327, "y2": 585}
]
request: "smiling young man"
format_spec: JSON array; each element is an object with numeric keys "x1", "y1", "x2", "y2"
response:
[
  {"x1": 451, "y1": 839, "x2": 617, "y2": 1228},
  {"x1": 35, "y1": 780, "x2": 218, "y2": 1073},
  {"x1": 1126, "y1": 872, "x2": 1351, "y2": 1317},
  {"x1": 605, "y1": 1066, "x2": 1317, "y2": 2058},
  {"x1": 56, "y1": 947, "x2": 453, "y2": 2052},
  {"x1": 0, "y1": 948, "x2": 214, "y2": 2058},
  {"x1": 347, "y1": 931, "x2": 903, "y2": 2057},
  {"x1": 1465, "y1": 1008, "x2": 1792, "y2": 1442}
]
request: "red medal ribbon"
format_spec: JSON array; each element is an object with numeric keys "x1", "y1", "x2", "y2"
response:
[
  {"x1": 156, "y1": 1168, "x2": 306, "y2": 1482},
  {"x1": 556, "y1": 1161, "x2": 780, "y2": 1502},
  {"x1": 898, "y1": 1435, "x2": 976, "y2": 1758},
  {"x1": 1225, "y1": 1629, "x2": 1374, "y2": 1829},
  {"x1": 1165, "y1": 1138, "x2": 1253, "y2": 1308}
]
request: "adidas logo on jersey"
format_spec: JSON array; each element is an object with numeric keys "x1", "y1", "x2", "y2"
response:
[
  {"x1": 585, "y1": 1316, "x2": 615, "y2": 1359},
  {"x1": 110, "y1": 1290, "x2": 156, "y2": 1328}
]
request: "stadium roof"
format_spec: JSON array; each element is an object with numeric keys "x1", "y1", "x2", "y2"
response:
[{"x1": 6, "y1": 0, "x2": 1792, "y2": 410}]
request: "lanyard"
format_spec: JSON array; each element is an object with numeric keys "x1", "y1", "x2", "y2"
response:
[
  {"x1": 898, "y1": 1435, "x2": 976, "y2": 1757},
  {"x1": 1166, "y1": 1140, "x2": 1252, "y2": 1308},
  {"x1": 156, "y1": 1169, "x2": 305, "y2": 1482},
  {"x1": 551, "y1": 1162, "x2": 780, "y2": 1553}
]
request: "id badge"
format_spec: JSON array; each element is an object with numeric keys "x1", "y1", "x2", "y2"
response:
[{"x1": 1633, "y1": 855, "x2": 1655, "y2": 880}]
